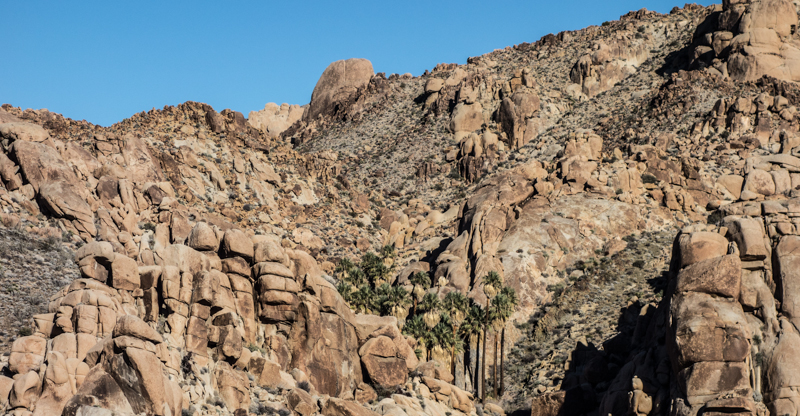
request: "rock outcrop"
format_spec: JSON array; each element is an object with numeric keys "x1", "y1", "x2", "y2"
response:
[
  {"x1": 248, "y1": 103, "x2": 304, "y2": 138},
  {"x1": 691, "y1": 0, "x2": 800, "y2": 82},
  {"x1": 304, "y1": 58, "x2": 375, "y2": 122}
]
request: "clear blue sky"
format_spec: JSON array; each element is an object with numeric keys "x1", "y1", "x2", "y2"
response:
[{"x1": 2, "y1": 0, "x2": 714, "y2": 127}]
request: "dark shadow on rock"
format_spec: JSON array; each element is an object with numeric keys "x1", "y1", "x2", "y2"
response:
[{"x1": 656, "y1": 11, "x2": 722, "y2": 78}]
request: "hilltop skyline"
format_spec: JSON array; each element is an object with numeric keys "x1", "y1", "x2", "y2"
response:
[{"x1": 2, "y1": 0, "x2": 712, "y2": 126}]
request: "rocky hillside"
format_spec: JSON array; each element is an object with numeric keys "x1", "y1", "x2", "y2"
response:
[{"x1": 0, "y1": 0, "x2": 799, "y2": 415}]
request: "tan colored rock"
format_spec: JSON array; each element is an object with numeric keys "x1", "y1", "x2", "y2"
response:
[
  {"x1": 354, "y1": 382, "x2": 377, "y2": 404},
  {"x1": 73, "y1": 304, "x2": 98, "y2": 335},
  {"x1": 9, "y1": 336, "x2": 47, "y2": 374},
  {"x1": 221, "y1": 229, "x2": 254, "y2": 260},
  {"x1": 743, "y1": 168, "x2": 776, "y2": 196},
  {"x1": 359, "y1": 335, "x2": 407, "y2": 388},
  {"x1": 9, "y1": 371, "x2": 42, "y2": 410},
  {"x1": 217, "y1": 326, "x2": 243, "y2": 360},
  {"x1": 776, "y1": 236, "x2": 800, "y2": 325},
  {"x1": 125, "y1": 347, "x2": 168, "y2": 415},
  {"x1": 159, "y1": 244, "x2": 209, "y2": 276},
  {"x1": 254, "y1": 238, "x2": 286, "y2": 263},
  {"x1": 221, "y1": 256, "x2": 251, "y2": 277},
  {"x1": 727, "y1": 0, "x2": 800, "y2": 82},
  {"x1": 61, "y1": 367, "x2": 135, "y2": 416},
  {"x1": 38, "y1": 182, "x2": 96, "y2": 236},
  {"x1": 321, "y1": 397, "x2": 380, "y2": 416},
  {"x1": 0, "y1": 122, "x2": 49, "y2": 142},
  {"x1": 765, "y1": 323, "x2": 800, "y2": 406},
  {"x1": 678, "y1": 231, "x2": 730, "y2": 267},
  {"x1": 214, "y1": 361, "x2": 250, "y2": 411},
  {"x1": 113, "y1": 315, "x2": 163, "y2": 344},
  {"x1": 185, "y1": 316, "x2": 208, "y2": 356},
  {"x1": 425, "y1": 78, "x2": 444, "y2": 93},
  {"x1": 110, "y1": 255, "x2": 140, "y2": 291},
  {"x1": 498, "y1": 91, "x2": 540, "y2": 149},
  {"x1": 290, "y1": 299, "x2": 361, "y2": 398},
  {"x1": 254, "y1": 261, "x2": 294, "y2": 278},
  {"x1": 293, "y1": 227, "x2": 325, "y2": 250},
  {"x1": 725, "y1": 217, "x2": 769, "y2": 260},
  {"x1": 305, "y1": 58, "x2": 374, "y2": 122},
  {"x1": 250, "y1": 356, "x2": 282, "y2": 388},
  {"x1": 187, "y1": 222, "x2": 219, "y2": 251},
  {"x1": 677, "y1": 255, "x2": 741, "y2": 298},
  {"x1": 288, "y1": 387, "x2": 318, "y2": 415},
  {"x1": 718, "y1": 175, "x2": 744, "y2": 199},
  {"x1": 671, "y1": 292, "x2": 750, "y2": 368},
  {"x1": 52, "y1": 333, "x2": 78, "y2": 359},
  {"x1": 0, "y1": 375, "x2": 12, "y2": 407},
  {"x1": 450, "y1": 102, "x2": 484, "y2": 136},
  {"x1": 679, "y1": 361, "x2": 750, "y2": 404},
  {"x1": 12, "y1": 140, "x2": 75, "y2": 193},
  {"x1": 247, "y1": 102, "x2": 304, "y2": 138},
  {"x1": 367, "y1": 324, "x2": 419, "y2": 371},
  {"x1": 76, "y1": 241, "x2": 115, "y2": 264}
]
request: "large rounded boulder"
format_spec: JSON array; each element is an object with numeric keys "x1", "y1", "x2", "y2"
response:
[{"x1": 304, "y1": 58, "x2": 374, "y2": 121}]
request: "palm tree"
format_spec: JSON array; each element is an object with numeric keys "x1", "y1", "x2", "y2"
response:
[
  {"x1": 403, "y1": 315, "x2": 427, "y2": 360},
  {"x1": 497, "y1": 286, "x2": 518, "y2": 395},
  {"x1": 380, "y1": 244, "x2": 396, "y2": 266},
  {"x1": 420, "y1": 293, "x2": 442, "y2": 328},
  {"x1": 443, "y1": 291, "x2": 469, "y2": 380},
  {"x1": 488, "y1": 286, "x2": 518, "y2": 398},
  {"x1": 409, "y1": 272, "x2": 431, "y2": 315},
  {"x1": 384, "y1": 285, "x2": 411, "y2": 326},
  {"x1": 432, "y1": 317, "x2": 456, "y2": 365},
  {"x1": 350, "y1": 285, "x2": 374, "y2": 314},
  {"x1": 460, "y1": 302, "x2": 485, "y2": 395},
  {"x1": 419, "y1": 293, "x2": 442, "y2": 360},
  {"x1": 336, "y1": 281, "x2": 353, "y2": 303},
  {"x1": 489, "y1": 293, "x2": 505, "y2": 399},
  {"x1": 481, "y1": 271, "x2": 503, "y2": 401},
  {"x1": 334, "y1": 258, "x2": 357, "y2": 280},
  {"x1": 361, "y1": 252, "x2": 391, "y2": 286}
]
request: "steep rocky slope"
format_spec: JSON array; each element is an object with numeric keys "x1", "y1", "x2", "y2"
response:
[{"x1": 1, "y1": 0, "x2": 800, "y2": 415}]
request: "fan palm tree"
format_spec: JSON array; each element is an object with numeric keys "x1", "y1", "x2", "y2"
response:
[
  {"x1": 443, "y1": 291, "x2": 469, "y2": 379},
  {"x1": 481, "y1": 271, "x2": 503, "y2": 401},
  {"x1": 384, "y1": 285, "x2": 411, "y2": 326},
  {"x1": 336, "y1": 281, "x2": 353, "y2": 303},
  {"x1": 350, "y1": 285, "x2": 374, "y2": 314},
  {"x1": 334, "y1": 258, "x2": 357, "y2": 280},
  {"x1": 380, "y1": 244, "x2": 396, "y2": 265},
  {"x1": 409, "y1": 271, "x2": 431, "y2": 315},
  {"x1": 460, "y1": 302, "x2": 485, "y2": 395},
  {"x1": 420, "y1": 292, "x2": 442, "y2": 329},
  {"x1": 488, "y1": 286, "x2": 518, "y2": 398},
  {"x1": 361, "y1": 252, "x2": 391, "y2": 286},
  {"x1": 489, "y1": 293, "x2": 505, "y2": 399},
  {"x1": 418, "y1": 293, "x2": 442, "y2": 360},
  {"x1": 432, "y1": 317, "x2": 457, "y2": 364},
  {"x1": 403, "y1": 314, "x2": 427, "y2": 359},
  {"x1": 497, "y1": 286, "x2": 518, "y2": 395}
]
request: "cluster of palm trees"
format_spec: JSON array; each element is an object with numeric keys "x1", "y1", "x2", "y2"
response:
[
  {"x1": 335, "y1": 251, "x2": 517, "y2": 401},
  {"x1": 335, "y1": 246, "x2": 412, "y2": 317}
]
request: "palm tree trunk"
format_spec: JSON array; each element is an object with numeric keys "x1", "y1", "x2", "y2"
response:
[
  {"x1": 475, "y1": 334, "x2": 481, "y2": 396},
  {"x1": 463, "y1": 338, "x2": 471, "y2": 391},
  {"x1": 482, "y1": 312, "x2": 489, "y2": 402},
  {"x1": 481, "y1": 335, "x2": 487, "y2": 401},
  {"x1": 451, "y1": 326, "x2": 458, "y2": 380},
  {"x1": 493, "y1": 332, "x2": 499, "y2": 399},
  {"x1": 500, "y1": 326, "x2": 506, "y2": 395},
  {"x1": 451, "y1": 345, "x2": 456, "y2": 380}
]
